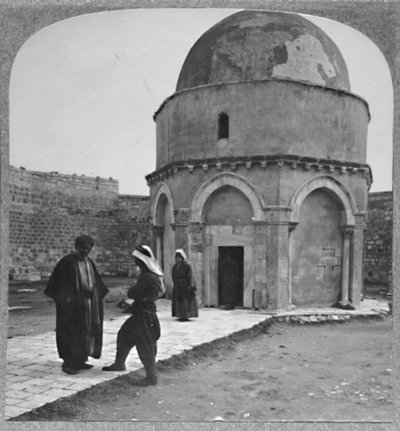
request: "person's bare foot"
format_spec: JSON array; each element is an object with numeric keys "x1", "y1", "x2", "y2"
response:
[{"x1": 76, "y1": 363, "x2": 94, "y2": 370}]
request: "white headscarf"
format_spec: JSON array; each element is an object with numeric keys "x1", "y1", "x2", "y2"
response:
[
  {"x1": 142, "y1": 245, "x2": 164, "y2": 276},
  {"x1": 175, "y1": 249, "x2": 188, "y2": 262},
  {"x1": 142, "y1": 245, "x2": 156, "y2": 261},
  {"x1": 137, "y1": 245, "x2": 166, "y2": 297},
  {"x1": 132, "y1": 246, "x2": 163, "y2": 276}
]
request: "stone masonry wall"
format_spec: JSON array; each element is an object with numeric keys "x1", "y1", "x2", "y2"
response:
[
  {"x1": 9, "y1": 167, "x2": 150, "y2": 279},
  {"x1": 9, "y1": 166, "x2": 392, "y2": 284},
  {"x1": 363, "y1": 191, "x2": 393, "y2": 286}
]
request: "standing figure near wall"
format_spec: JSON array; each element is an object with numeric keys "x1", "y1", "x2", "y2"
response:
[
  {"x1": 171, "y1": 249, "x2": 198, "y2": 321},
  {"x1": 44, "y1": 235, "x2": 109, "y2": 375}
]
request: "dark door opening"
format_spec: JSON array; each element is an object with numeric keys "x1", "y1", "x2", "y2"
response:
[{"x1": 218, "y1": 246, "x2": 244, "y2": 308}]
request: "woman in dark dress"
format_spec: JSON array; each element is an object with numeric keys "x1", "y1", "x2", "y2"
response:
[{"x1": 171, "y1": 249, "x2": 198, "y2": 321}]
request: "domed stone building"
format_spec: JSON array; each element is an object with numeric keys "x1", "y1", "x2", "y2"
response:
[{"x1": 146, "y1": 10, "x2": 371, "y2": 311}]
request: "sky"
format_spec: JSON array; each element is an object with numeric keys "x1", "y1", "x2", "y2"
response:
[{"x1": 10, "y1": 8, "x2": 393, "y2": 195}]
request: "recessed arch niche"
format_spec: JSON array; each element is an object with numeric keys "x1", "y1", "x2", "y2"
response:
[
  {"x1": 203, "y1": 185, "x2": 254, "y2": 226},
  {"x1": 291, "y1": 188, "x2": 346, "y2": 307}
]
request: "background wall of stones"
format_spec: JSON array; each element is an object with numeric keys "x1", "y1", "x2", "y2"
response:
[
  {"x1": 9, "y1": 166, "x2": 392, "y2": 287},
  {"x1": 363, "y1": 191, "x2": 393, "y2": 287},
  {"x1": 9, "y1": 166, "x2": 150, "y2": 279}
]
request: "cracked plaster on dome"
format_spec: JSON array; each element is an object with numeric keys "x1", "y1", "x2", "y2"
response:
[
  {"x1": 272, "y1": 34, "x2": 337, "y2": 86},
  {"x1": 176, "y1": 10, "x2": 350, "y2": 92},
  {"x1": 210, "y1": 29, "x2": 293, "y2": 82}
]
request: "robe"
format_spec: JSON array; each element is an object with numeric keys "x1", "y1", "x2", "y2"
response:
[
  {"x1": 44, "y1": 253, "x2": 109, "y2": 365},
  {"x1": 171, "y1": 261, "x2": 198, "y2": 319}
]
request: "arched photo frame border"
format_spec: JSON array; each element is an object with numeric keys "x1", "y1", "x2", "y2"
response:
[{"x1": 0, "y1": 1, "x2": 398, "y2": 428}]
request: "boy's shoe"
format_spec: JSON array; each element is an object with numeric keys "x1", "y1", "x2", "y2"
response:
[
  {"x1": 102, "y1": 363, "x2": 127, "y2": 371},
  {"x1": 130, "y1": 377, "x2": 157, "y2": 386}
]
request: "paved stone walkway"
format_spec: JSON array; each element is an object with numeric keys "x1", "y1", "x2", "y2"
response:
[{"x1": 5, "y1": 298, "x2": 389, "y2": 420}]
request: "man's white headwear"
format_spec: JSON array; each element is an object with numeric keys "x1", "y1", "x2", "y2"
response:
[
  {"x1": 142, "y1": 245, "x2": 156, "y2": 261},
  {"x1": 142, "y1": 245, "x2": 164, "y2": 276},
  {"x1": 132, "y1": 245, "x2": 163, "y2": 276}
]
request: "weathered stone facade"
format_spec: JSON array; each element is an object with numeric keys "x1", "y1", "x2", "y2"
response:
[
  {"x1": 9, "y1": 166, "x2": 150, "y2": 280},
  {"x1": 364, "y1": 191, "x2": 393, "y2": 287},
  {"x1": 147, "y1": 10, "x2": 371, "y2": 311},
  {"x1": 8, "y1": 164, "x2": 392, "y2": 294}
]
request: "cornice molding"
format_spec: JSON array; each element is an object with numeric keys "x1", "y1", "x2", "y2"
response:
[{"x1": 146, "y1": 155, "x2": 372, "y2": 188}]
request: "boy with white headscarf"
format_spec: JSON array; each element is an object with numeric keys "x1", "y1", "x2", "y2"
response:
[{"x1": 103, "y1": 245, "x2": 162, "y2": 385}]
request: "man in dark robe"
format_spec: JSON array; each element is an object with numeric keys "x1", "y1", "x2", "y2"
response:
[
  {"x1": 44, "y1": 235, "x2": 109, "y2": 375},
  {"x1": 103, "y1": 245, "x2": 162, "y2": 386}
]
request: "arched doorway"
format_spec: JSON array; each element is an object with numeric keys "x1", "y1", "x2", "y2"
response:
[
  {"x1": 291, "y1": 188, "x2": 346, "y2": 307},
  {"x1": 203, "y1": 185, "x2": 254, "y2": 307},
  {"x1": 190, "y1": 172, "x2": 265, "y2": 307}
]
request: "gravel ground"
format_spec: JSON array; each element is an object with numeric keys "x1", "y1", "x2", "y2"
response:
[{"x1": 8, "y1": 278, "x2": 393, "y2": 423}]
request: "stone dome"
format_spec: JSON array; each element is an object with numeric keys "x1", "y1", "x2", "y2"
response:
[{"x1": 176, "y1": 10, "x2": 350, "y2": 92}]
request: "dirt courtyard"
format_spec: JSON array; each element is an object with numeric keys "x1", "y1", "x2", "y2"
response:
[{"x1": 8, "y1": 278, "x2": 393, "y2": 423}]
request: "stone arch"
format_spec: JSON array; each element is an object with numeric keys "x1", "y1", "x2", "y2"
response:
[
  {"x1": 291, "y1": 188, "x2": 345, "y2": 307},
  {"x1": 191, "y1": 172, "x2": 265, "y2": 223},
  {"x1": 150, "y1": 182, "x2": 175, "y2": 293},
  {"x1": 151, "y1": 182, "x2": 175, "y2": 226},
  {"x1": 289, "y1": 175, "x2": 357, "y2": 225}
]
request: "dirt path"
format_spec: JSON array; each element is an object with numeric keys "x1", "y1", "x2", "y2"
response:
[{"x1": 12, "y1": 317, "x2": 392, "y2": 423}]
